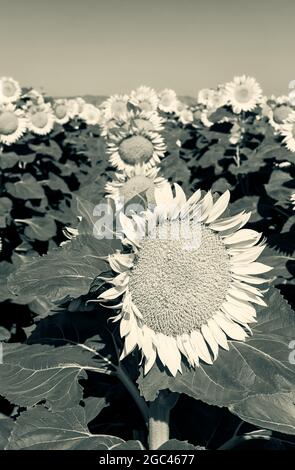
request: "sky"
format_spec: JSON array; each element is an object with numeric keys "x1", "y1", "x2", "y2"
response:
[{"x1": 0, "y1": 0, "x2": 294, "y2": 97}]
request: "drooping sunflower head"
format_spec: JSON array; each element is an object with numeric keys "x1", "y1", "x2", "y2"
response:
[
  {"x1": 0, "y1": 77, "x2": 22, "y2": 104},
  {"x1": 98, "y1": 184, "x2": 271, "y2": 376},
  {"x1": 27, "y1": 103, "x2": 54, "y2": 136},
  {"x1": 105, "y1": 165, "x2": 169, "y2": 209},
  {"x1": 0, "y1": 104, "x2": 27, "y2": 145},
  {"x1": 225, "y1": 76, "x2": 262, "y2": 114},
  {"x1": 106, "y1": 128, "x2": 166, "y2": 170},
  {"x1": 130, "y1": 86, "x2": 159, "y2": 113}
]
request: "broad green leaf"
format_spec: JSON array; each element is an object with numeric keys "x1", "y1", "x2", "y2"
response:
[
  {"x1": 0, "y1": 342, "x2": 113, "y2": 411},
  {"x1": 158, "y1": 439, "x2": 203, "y2": 450},
  {"x1": 6, "y1": 406, "x2": 125, "y2": 450},
  {"x1": 137, "y1": 289, "x2": 295, "y2": 435},
  {"x1": 43, "y1": 172, "x2": 70, "y2": 193},
  {"x1": 19, "y1": 216, "x2": 57, "y2": 241},
  {"x1": 8, "y1": 235, "x2": 112, "y2": 302},
  {"x1": 0, "y1": 152, "x2": 18, "y2": 169},
  {"x1": 6, "y1": 174, "x2": 45, "y2": 200},
  {"x1": 230, "y1": 391, "x2": 295, "y2": 435},
  {"x1": 84, "y1": 397, "x2": 108, "y2": 424},
  {"x1": 0, "y1": 417, "x2": 14, "y2": 450},
  {"x1": 0, "y1": 261, "x2": 15, "y2": 302},
  {"x1": 265, "y1": 170, "x2": 295, "y2": 205},
  {"x1": 29, "y1": 140, "x2": 62, "y2": 159}
]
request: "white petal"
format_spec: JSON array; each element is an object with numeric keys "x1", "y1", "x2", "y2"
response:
[
  {"x1": 180, "y1": 189, "x2": 202, "y2": 219},
  {"x1": 221, "y1": 301, "x2": 256, "y2": 324},
  {"x1": 231, "y1": 245, "x2": 266, "y2": 264},
  {"x1": 232, "y1": 274, "x2": 269, "y2": 285},
  {"x1": 214, "y1": 314, "x2": 247, "y2": 340},
  {"x1": 207, "y1": 319, "x2": 229, "y2": 350},
  {"x1": 108, "y1": 252, "x2": 134, "y2": 273},
  {"x1": 231, "y1": 262, "x2": 272, "y2": 275},
  {"x1": 209, "y1": 212, "x2": 251, "y2": 232},
  {"x1": 164, "y1": 336, "x2": 182, "y2": 376},
  {"x1": 119, "y1": 212, "x2": 141, "y2": 247},
  {"x1": 120, "y1": 325, "x2": 139, "y2": 359},
  {"x1": 190, "y1": 330, "x2": 213, "y2": 364},
  {"x1": 206, "y1": 190, "x2": 230, "y2": 223},
  {"x1": 180, "y1": 334, "x2": 198, "y2": 366},
  {"x1": 98, "y1": 285, "x2": 126, "y2": 301},
  {"x1": 197, "y1": 191, "x2": 214, "y2": 222},
  {"x1": 222, "y1": 229, "x2": 261, "y2": 246},
  {"x1": 201, "y1": 324, "x2": 219, "y2": 360},
  {"x1": 174, "y1": 183, "x2": 187, "y2": 206},
  {"x1": 154, "y1": 183, "x2": 174, "y2": 206}
]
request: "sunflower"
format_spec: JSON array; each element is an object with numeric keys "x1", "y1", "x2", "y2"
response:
[
  {"x1": 280, "y1": 113, "x2": 295, "y2": 152},
  {"x1": 0, "y1": 77, "x2": 21, "y2": 104},
  {"x1": 225, "y1": 76, "x2": 262, "y2": 113},
  {"x1": 98, "y1": 185, "x2": 271, "y2": 376},
  {"x1": 158, "y1": 89, "x2": 178, "y2": 113},
  {"x1": 76, "y1": 97, "x2": 86, "y2": 114},
  {"x1": 106, "y1": 128, "x2": 166, "y2": 170},
  {"x1": 269, "y1": 105, "x2": 295, "y2": 131},
  {"x1": 27, "y1": 103, "x2": 54, "y2": 136},
  {"x1": 103, "y1": 94, "x2": 129, "y2": 120},
  {"x1": 105, "y1": 165, "x2": 169, "y2": 209},
  {"x1": 52, "y1": 99, "x2": 70, "y2": 125},
  {"x1": 101, "y1": 108, "x2": 164, "y2": 138},
  {"x1": 66, "y1": 99, "x2": 79, "y2": 119},
  {"x1": 130, "y1": 86, "x2": 159, "y2": 113},
  {"x1": 178, "y1": 108, "x2": 194, "y2": 125},
  {"x1": 0, "y1": 104, "x2": 27, "y2": 145},
  {"x1": 22, "y1": 89, "x2": 45, "y2": 106},
  {"x1": 198, "y1": 88, "x2": 214, "y2": 106},
  {"x1": 80, "y1": 103, "x2": 101, "y2": 125}
]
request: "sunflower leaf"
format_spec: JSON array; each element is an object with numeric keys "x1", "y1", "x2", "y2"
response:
[
  {"x1": 7, "y1": 235, "x2": 111, "y2": 302},
  {"x1": 0, "y1": 341, "x2": 113, "y2": 411},
  {"x1": 5, "y1": 406, "x2": 127, "y2": 450}
]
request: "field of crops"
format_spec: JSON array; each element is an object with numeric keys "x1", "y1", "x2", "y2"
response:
[{"x1": 0, "y1": 76, "x2": 294, "y2": 450}]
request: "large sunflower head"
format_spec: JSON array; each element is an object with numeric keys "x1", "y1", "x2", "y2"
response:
[
  {"x1": 130, "y1": 86, "x2": 159, "y2": 113},
  {"x1": 225, "y1": 76, "x2": 262, "y2": 114},
  {"x1": 0, "y1": 104, "x2": 27, "y2": 145},
  {"x1": 106, "y1": 128, "x2": 166, "y2": 171},
  {"x1": 105, "y1": 165, "x2": 169, "y2": 209},
  {"x1": 27, "y1": 103, "x2": 54, "y2": 136},
  {"x1": 98, "y1": 184, "x2": 271, "y2": 376},
  {"x1": 0, "y1": 77, "x2": 22, "y2": 104}
]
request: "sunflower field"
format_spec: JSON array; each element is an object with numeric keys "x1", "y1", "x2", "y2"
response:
[{"x1": 0, "y1": 76, "x2": 295, "y2": 451}]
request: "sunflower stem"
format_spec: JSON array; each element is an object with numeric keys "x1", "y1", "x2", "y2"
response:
[
  {"x1": 148, "y1": 391, "x2": 179, "y2": 450},
  {"x1": 116, "y1": 365, "x2": 149, "y2": 426}
]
